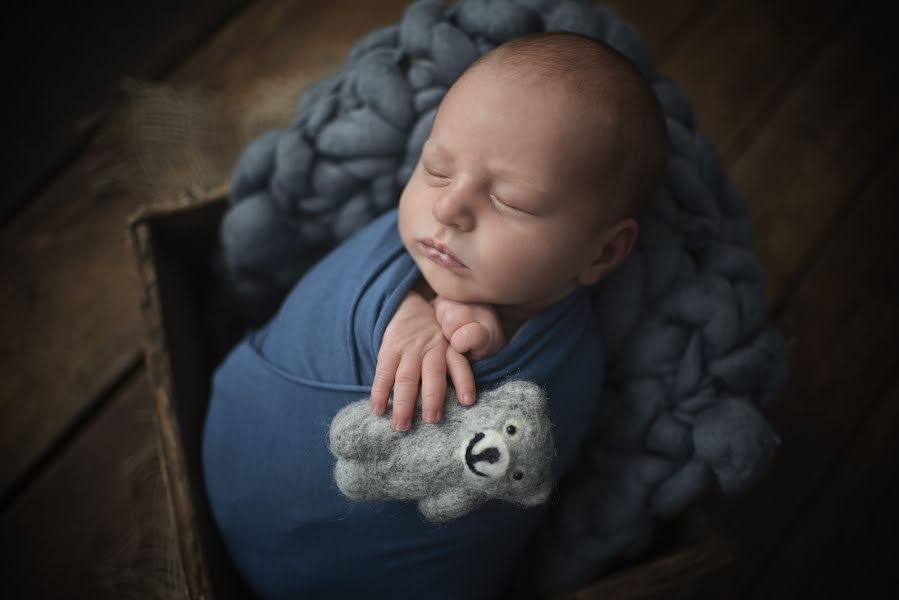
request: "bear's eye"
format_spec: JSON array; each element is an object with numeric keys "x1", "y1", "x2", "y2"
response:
[
  {"x1": 513, "y1": 471, "x2": 523, "y2": 481},
  {"x1": 506, "y1": 425, "x2": 517, "y2": 435}
]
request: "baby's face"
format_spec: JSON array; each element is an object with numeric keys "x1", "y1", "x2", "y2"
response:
[{"x1": 398, "y1": 68, "x2": 615, "y2": 312}]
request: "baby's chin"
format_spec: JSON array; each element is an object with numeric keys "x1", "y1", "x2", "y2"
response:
[
  {"x1": 403, "y1": 236, "x2": 503, "y2": 305},
  {"x1": 416, "y1": 265, "x2": 482, "y2": 304},
  {"x1": 418, "y1": 270, "x2": 461, "y2": 300}
]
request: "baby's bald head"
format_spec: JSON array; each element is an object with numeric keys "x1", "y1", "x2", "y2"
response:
[{"x1": 458, "y1": 32, "x2": 669, "y2": 226}]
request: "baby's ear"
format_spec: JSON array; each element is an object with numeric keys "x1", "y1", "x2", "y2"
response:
[{"x1": 577, "y1": 218, "x2": 639, "y2": 286}]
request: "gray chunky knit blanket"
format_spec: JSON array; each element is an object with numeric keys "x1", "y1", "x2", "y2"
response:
[{"x1": 212, "y1": 0, "x2": 791, "y2": 594}]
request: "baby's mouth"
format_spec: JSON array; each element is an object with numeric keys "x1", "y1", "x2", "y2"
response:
[{"x1": 419, "y1": 239, "x2": 467, "y2": 270}]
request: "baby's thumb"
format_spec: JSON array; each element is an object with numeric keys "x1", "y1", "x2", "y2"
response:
[{"x1": 450, "y1": 323, "x2": 489, "y2": 359}]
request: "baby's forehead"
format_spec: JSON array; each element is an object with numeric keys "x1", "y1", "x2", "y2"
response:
[
  {"x1": 449, "y1": 66, "x2": 622, "y2": 157},
  {"x1": 461, "y1": 59, "x2": 619, "y2": 110},
  {"x1": 432, "y1": 91, "x2": 613, "y2": 196}
]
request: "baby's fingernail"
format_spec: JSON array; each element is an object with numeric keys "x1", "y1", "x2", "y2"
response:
[
  {"x1": 424, "y1": 410, "x2": 441, "y2": 424},
  {"x1": 394, "y1": 418, "x2": 410, "y2": 431},
  {"x1": 463, "y1": 392, "x2": 474, "y2": 405}
]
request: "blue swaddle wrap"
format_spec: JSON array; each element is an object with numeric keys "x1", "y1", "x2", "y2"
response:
[{"x1": 202, "y1": 208, "x2": 603, "y2": 599}]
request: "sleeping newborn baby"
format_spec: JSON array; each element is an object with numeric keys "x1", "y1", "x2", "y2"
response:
[{"x1": 202, "y1": 32, "x2": 668, "y2": 600}]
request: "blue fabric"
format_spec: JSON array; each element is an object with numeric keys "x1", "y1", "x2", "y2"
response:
[{"x1": 202, "y1": 208, "x2": 603, "y2": 599}]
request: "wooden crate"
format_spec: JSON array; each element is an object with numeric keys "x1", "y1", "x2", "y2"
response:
[{"x1": 127, "y1": 188, "x2": 733, "y2": 600}]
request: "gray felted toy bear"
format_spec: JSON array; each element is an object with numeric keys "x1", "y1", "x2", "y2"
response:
[{"x1": 328, "y1": 379, "x2": 555, "y2": 522}]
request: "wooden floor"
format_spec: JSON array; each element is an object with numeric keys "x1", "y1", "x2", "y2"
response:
[{"x1": 2, "y1": 0, "x2": 898, "y2": 597}]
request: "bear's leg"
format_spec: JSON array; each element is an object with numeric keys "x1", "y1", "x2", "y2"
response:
[
  {"x1": 419, "y1": 489, "x2": 479, "y2": 522},
  {"x1": 335, "y1": 459, "x2": 375, "y2": 500}
]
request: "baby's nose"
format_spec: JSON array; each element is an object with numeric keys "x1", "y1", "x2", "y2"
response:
[{"x1": 432, "y1": 184, "x2": 476, "y2": 232}]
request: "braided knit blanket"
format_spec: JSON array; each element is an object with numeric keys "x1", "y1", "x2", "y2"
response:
[{"x1": 211, "y1": 0, "x2": 791, "y2": 594}]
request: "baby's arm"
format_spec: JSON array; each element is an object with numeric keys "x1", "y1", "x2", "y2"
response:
[
  {"x1": 369, "y1": 287, "x2": 476, "y2": 431},
  {"x1": 431, "y1": 296, "x2": 506, "y2": 361}
]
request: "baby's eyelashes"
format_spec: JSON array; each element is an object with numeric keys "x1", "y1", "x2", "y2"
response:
[
  {"x1": 424, "y1": 170, "x2": 451, "y2": 186},
  {"x1": 490, "y1": 194, "x2": 517, "y2": 213}
]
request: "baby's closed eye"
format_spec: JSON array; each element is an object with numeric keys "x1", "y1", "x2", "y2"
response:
[
  {"x1": 425, "y1": 170, "x2": 450, "y2": 186},
  {"x1": 490, "y1": 193, "x2": 529, "y2": 215}
]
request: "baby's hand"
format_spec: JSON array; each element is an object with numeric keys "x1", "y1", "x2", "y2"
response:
[
  {"x1": 370, "y1": 288, "x2": 476, "y2": 431},
  {"x1": 431, "y1": 296, "x2": 506, "y2": 361}
]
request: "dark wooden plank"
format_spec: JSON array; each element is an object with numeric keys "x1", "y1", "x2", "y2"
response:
[
  {"x1": 564, "y1": 512, "x2": 733, "y2": 600},
  {"x1": 816, "y1": 466, "x2": 899, "y2": 597},
  {"x1": 691, "y1": 142, "x2": 899, "y2": 598},
  {"x1": 605, "y1": 0, "x2": 707, "y2": 57},
  {"x1": 0, "y1": 175, "x2": 146, "y2": 502},
  {"x1": 748, "y1": 372, "x2": 899, "y2": 598},
  {"x1": 684, "y1": 7, "x2": 899, "y2": 591},
  {"x1": 171, "y1": 0, "x2": 417, "y2": 91},
  {"x1": 662, "y1": 0, "x2": 849, "y2": 158},
  {"x1": 0, "y1": 370, "x2": 183, "y2": 600},
  {"x1": 729, "y1": 2, "x2": 899, "y2": 307},
  {"x1": 0, "y1": 0, "x2": 410, "y2": 502},
  {"x1": 0, "y1": 0, "x2": 699, "y2": 503},
  {"x1": 3, "y1": 1, "x2": 251, "y2": 225}
]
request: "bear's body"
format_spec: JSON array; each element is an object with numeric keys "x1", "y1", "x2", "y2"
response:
[{"x1": 330, "y1": 380, "x2": 555, "y2": 521}]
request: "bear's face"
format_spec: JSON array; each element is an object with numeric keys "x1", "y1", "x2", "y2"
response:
[{"x1": 455, "y1": 381, "x2": 554, "y2": 505}]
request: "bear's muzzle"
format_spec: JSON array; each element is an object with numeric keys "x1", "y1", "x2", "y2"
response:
[{"x1": 463, "y1": 430, "x2": 510, "y2": 478}]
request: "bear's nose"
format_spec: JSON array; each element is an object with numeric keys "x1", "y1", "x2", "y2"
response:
[{"x1": 463, "y1": 431, "x2": 510, "y2": 478}]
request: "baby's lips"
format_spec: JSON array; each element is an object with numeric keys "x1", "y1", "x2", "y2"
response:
[{"x1": 419, "y1": 238, "x2": 467, "y2": 269}]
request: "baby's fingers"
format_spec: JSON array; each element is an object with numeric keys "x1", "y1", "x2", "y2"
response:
[
  {"x1": 450, "y1": 322, "x2": 490, "y2": 359},
  {"x1": 420, "y1": 347, "x2": 447, "y2": 424},
  {"x1": 392, "y1": 357, "x2": 421, "y2": 431},
  {"x1": 371, "y1": 349, "x2": 400, "y2": 415},
  {"x1": 446, "y1": 348, "x2": 476, "y2": 407}
]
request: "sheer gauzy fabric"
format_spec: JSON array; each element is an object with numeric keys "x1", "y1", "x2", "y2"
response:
[{"x1": 212, "y1": 0, "x2": 791, "y2": 594}]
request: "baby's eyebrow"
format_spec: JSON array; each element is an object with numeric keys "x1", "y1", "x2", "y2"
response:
[{"x1": 423, "y1": 140, "x2": 453, "y2": 159}]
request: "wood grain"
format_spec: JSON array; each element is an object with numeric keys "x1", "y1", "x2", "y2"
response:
[
  {"x1": 730, "y1": 2, "x2": 899, "y2": 307},
  {"x1": 3, "y1": 1, "x2": 250, "y2": 224},
  {"x1": 171, "y1": 0, "x2": 415, "y2": 91},
  {"x1": 813, "y1": 456, "x2": 899, "y2": 597},
  {"x1": 0, "y1": 165, "x2": 146, "y2": 500},
  {"x1": 662, "y1": 0, "x2": 849, "y2": 158},
  {"x1": 0, "y1": 0, "x2": 408, "y2": 501},
  {"x1": 693, "y1": 143, "x2": 899, "y2": 598},
  {"x1": 685, "y1": 8, "x2": 899, "y2": 591},
  {"x1": 0, "y1": 371, "x2": 183, "y2": 600},
  {"x1": 747, "y1": 372, "x2": 899, "y2": 598},
  {"x1": 604, "y1": 0, "x2": 707, "y2": 58}
]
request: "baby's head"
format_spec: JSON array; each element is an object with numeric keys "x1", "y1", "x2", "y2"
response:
[{"x1": 398, "y1": 32, "x2": 669, "y2": 318}]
